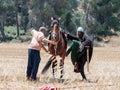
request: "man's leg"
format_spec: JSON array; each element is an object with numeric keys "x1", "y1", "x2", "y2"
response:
[
  {"x1": 78, "y1": 55, "x2": 87, "y2": 81},
  {"x1": 31, "y1": 50, "x2": 40, "y2": 80},
  {"x1": 26, "y1": 49, "x2": 33, "y2": 79},
  {"x1": 80, "y1": 71, "x2": 87, "y2": 80}
]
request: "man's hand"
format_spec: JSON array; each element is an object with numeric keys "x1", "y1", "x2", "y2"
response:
[
  {"x1": 41, "y1": 38, "x2": 45, "y2": 42},
  {"x1": 51, "y1": 41, "x2": 57, "y2": 45},
  {"x1": 79, "y1": 43, "x2": 84, "y2": 52},
  {"x1": 63, "y1": 30, "x2": 68, "y2": 35},
  {"x1": 47, "y1": 51, "x2": 50, "y2": 54}
]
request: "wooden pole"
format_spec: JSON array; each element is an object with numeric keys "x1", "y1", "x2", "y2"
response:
[{"x1": 86, "y1": 46, "x2": 90, "y2": 72}]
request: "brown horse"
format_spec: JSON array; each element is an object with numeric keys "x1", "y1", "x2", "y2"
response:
[{"x1": 41, "y1": 17, "x2": 67, "y2": 79}]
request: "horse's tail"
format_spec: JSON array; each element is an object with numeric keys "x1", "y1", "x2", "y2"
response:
[{"x1": 41, "y1": 56, "x2": 55, "y2": 74}]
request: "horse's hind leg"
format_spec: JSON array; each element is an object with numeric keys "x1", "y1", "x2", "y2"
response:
[{"x1": 52, "y1": 58, "x2": 57, "y2": 78}]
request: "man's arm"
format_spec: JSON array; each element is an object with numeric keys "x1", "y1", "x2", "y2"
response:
[
  {"x1": 82, "y1": 35, "x2": 91, "y2": 46},
  {"x1": 79, "y1": 35, "x2": 92, "y2": 52},
  {"x1": 66, "y1": 33, "x2": 79, "y2": 41},
  {"x1": 42, "y1": 38, "x2": 57, "y2": 45},
  {"x1": 41, "y1": 44, "x2": 48, "y2": 53}
]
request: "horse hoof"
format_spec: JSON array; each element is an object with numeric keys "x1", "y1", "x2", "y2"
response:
[
  {"x1": 80, "y1": 79, "x2": 88, "y2": 82},
  {"x1": 58, "y1": 79, "x2": 64, "y2": 83}
]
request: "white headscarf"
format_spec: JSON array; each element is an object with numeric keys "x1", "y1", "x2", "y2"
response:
[{"x1": 77, "y1": 27, "x2": 84, "y2": 32}]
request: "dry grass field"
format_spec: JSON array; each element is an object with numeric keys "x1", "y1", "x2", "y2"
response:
[{"x1": 0, "y1": 43, "x2": 120, "y2": 90}]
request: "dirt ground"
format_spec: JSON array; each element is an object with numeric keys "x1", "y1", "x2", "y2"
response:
[{"x1": 0, "y1": 43, "x2": 120, "y2": 90}]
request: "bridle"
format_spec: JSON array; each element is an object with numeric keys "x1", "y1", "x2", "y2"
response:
[{"x1": 50, "y1": 21, "x2": 61, "y2": 56}]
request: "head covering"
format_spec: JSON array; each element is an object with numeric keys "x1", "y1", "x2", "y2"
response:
[
  {"x1": 77, "y1": 27, "x2": 84, "y2": 32},
  {"x1": 39, "y1": 26, "x2": 47, "y2": 31}
]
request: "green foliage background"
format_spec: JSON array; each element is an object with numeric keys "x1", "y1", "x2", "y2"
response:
[{"x1": 0, "y1": 0, "x2": 120, "y2": 42}]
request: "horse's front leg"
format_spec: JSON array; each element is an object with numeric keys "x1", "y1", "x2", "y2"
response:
[
  {"x1": 52, "y1": 57, "x2": 57, "y2": 79},
  {"x1": 59, "y1": 57, "x2": 65, "y2": 79}
]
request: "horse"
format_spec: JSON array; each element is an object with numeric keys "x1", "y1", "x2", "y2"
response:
[{"x1": 41, "y1": 17, "x2": 67, "y2": 79}]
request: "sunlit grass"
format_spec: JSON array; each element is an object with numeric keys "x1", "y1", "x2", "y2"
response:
[{"x1": 0, "y1": 43, "x2": 120, "y2": 90}]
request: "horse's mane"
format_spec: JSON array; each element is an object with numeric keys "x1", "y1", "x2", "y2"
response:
[{"x1": 60, "y1": 31, "x2": 67, "y2": 49}]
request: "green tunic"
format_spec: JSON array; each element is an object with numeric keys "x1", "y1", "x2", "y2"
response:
[{"x1": 66, "y1": 40, "x2": 80, "y2": 64}]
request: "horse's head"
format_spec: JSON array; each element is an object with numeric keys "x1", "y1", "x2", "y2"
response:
[{"x1": 50, "y1": 17, "x2": 61, "y2": 40}]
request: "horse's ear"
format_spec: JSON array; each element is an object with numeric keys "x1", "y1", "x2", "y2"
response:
[
  {"x1": 51, "y1": 17, "x2": 54, "y2": 21},
  {"x1": 58, "y1": 17, "x2": 61, "y2": 21}
]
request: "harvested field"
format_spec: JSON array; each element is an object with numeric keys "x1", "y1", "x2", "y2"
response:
[{"x1": 0, "y1": 43, "x2": 120, "y2": 90}]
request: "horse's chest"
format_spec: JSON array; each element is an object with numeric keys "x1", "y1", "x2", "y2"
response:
[{"x1": 48, "y1": 45, "x2": 63, "y2": 55}]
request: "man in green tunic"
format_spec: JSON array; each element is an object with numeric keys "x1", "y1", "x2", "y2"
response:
[{"x1": 65, "y1": 27, "x2": 93, "y2": 81}]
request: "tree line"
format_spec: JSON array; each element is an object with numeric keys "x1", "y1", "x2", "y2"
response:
[{"x1": 0, "y1": 0, "x2": 120, "y2": 41}]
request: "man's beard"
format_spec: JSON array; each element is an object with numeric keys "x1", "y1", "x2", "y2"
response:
[{"x1": 78, "y1": 34, "x2": 82, "y2": 39}]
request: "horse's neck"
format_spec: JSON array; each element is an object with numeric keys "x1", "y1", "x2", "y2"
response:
[
  {"x1": 57, "y1": 32, "x2": 65, "y2": 46},
  {"x1": 53, "y1": 30, "x2": 59, "y2": 41}
]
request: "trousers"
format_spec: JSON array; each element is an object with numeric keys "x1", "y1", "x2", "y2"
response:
[{"x1": 26, "y1": 49, "x2": 41, "y2": 79}]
